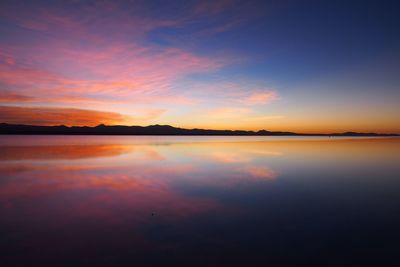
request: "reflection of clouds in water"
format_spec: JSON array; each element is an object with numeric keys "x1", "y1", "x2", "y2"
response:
[
  {"x1": 182, "y1": 144, "x2": 279, "y2": 182},
  {"x1": 0, "y1": 163, "x2": 198, "y2": 197},
  {"x1": 244, "y1": 166, "x2": 277, "y2": 180},
  {"x1": 0, "y1": 161, "x2": 218, "y2": 226},
  {"x1": 0, "y1": 140, "x2": 281, "y2": 230},
  {"x1": 209, "y1": 151, "x2": 250, "y2": 163},
  {"x1": 189, "y1": 145, "x2": 282, "y2": 164},
  {"x1": 244, "y1": 149, "x2": 282, "y2": 156},
  {"x1": 0, "y1": 144, "x2": 165, "y2": 161},
  {"x1": 1, "y1": 137, "x2": 400, "y2": 266},
  {"x1": 0, "y1": 145, "x2": 132, "y2": 160}
]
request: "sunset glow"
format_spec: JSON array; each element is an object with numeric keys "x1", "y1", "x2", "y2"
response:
[{"x1": 0, "y1": 1, "x2": 399, "y2": 132}]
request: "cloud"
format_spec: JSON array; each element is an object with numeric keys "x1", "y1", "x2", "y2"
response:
[
  {"x1": 0, "y1": 91, "x2": 33, "y2": 102},
  {"x1": 242, "y1": 91, "x2": 277, "y2": 105},
  {"x1": 0, "y1": 145, "x2": 134, "y2": 161},
  {"x1": 0, "y1": 106, "x2": 164, "y2": 126},
  {"x1": 0, "y1": 2, "x2": 224, "y2": 111},
  {"x1": 184, "y1": 79, "x2": 279, "y2": 108},
  {"x1": 0, "y1": 44, "x2": 220, "y2": 105},
  {"x1": 0, "y1": 1, "x2": 280, "y2": 128},
  {"x1": 0, "y1": 51, "x2": 16, "y2": 65}
]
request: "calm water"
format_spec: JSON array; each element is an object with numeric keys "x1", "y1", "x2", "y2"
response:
[{"x1": 0, "y1": 136, "x2": 399, "y2": 266}]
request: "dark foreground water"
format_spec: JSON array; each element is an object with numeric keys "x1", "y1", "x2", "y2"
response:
[{"x1": 0, "y1": 136, "x2": 399, "y2": 266}]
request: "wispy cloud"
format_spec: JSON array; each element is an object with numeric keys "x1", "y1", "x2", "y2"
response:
[
  {"x1": 0, "y1": 91, "x2": 33, "y2": 102},
  {"x1": 0, "y1": 1, "x2": 282, "y2": 128},
  {"x1": 242, "y1": 91, "x2": 277, "y2": 105},
  {"x1": 0, "y1": 1, "x2": 225, "y2": 113}
]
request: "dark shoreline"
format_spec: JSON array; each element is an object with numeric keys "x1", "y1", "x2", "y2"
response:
[{"x1": 0, "y1": 123, "x2": 397, "y2": 137}]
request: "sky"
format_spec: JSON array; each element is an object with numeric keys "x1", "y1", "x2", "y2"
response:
[{"x1": 0, "y1": 0, "x2": 399, "y2": 133}]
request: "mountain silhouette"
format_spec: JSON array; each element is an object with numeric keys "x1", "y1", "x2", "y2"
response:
[{"x1": 0, "y1": 123, "x2": 397, "y2": 136}]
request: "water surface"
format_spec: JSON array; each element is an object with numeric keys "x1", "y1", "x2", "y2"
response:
[{"x1": 1, "y1": 136, "x2": 399, "y2": 266}]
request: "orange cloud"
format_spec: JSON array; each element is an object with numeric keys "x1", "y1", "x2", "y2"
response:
[
  {"x1": 0, "y1": 145, "x2": 134, "y2": 161},
  {"x1": 0, "y1": 106, "x2": 135, "y2": 126}
]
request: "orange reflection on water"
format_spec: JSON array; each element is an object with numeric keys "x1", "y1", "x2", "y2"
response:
[
  {"x1": 0, "y1": 144, "x2": 132, "y2": 160},
  {"x1": 0, "y1": 144, "x2": 168, "y2": 161}
]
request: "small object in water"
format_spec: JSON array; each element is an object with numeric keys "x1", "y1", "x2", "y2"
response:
[{"x1": 151, "y1": 212, "x2": 155, "y2": 216}]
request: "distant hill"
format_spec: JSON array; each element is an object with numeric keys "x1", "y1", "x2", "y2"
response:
[{"x1": 0, "y1": 123, "x2": 398, "y2": 136}]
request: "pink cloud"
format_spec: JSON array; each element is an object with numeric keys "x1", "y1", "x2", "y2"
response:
[
  {"x1": 0, "y1": 1, "x2": 226, "y2": 113},
  {"x1": 242, "y1": 91, "x2": 277, "y2": 105},
  {"x1": 185, "y1": 80, "x2": 279, "y2": 108},
  {"x1": 0, "y1": 32, "x2": 222, "y2": 109},
  {"x1": 0, "y1": 91, "x2": 33, "y2": 102}
]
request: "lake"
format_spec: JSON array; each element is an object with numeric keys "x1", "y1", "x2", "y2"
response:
[{"x1": 0, "y1": 136, "x2": 399, "y2": 266}]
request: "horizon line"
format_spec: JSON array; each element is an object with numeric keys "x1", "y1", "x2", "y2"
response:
[{"x1": 0, "y1": 122, "x2": 398, "y2": 136}]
